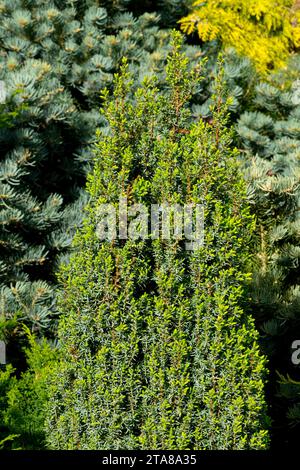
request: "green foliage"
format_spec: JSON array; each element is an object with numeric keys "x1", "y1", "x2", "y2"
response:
[
  {"x1": 0, "y1": 0, "x2": 256, "y2": 450},
  {"x1": 278, "y1": 373, "x2": 300, "y2": 427},
  {"x1": 180, "y1": 0, "x2": 300, "y2": 74},
  {"x1": 0, "y1": 326, "x2": 58, "y2": 449},
  {"x1": 45, "y1": 33, "x2": 269, "y2": 450},
  {"x1": 0, "y1": 96, "x2": 23, "y2": 128},
  {"x1": 0, "y1": 364, "x2": 15, "y2": 445},
  {"x1": 0, "y1": 0, "x2": 259, "y2": 338},
  {"x1": 237, "y1": 60, "x2": 300, "y2": 446},
  {"x1": 1, "y1": 0, "x2": 297, "y2": 451},
  {"x1": 0, "y1": 0, "x2": 193, "y2": 334}
]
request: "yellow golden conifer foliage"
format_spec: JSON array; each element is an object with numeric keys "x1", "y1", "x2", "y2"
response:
[{"x1": 180, "y1": 0, "x2": 300, "y2": 74}]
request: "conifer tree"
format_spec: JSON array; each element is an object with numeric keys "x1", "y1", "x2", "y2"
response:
[
  {"x1": 45, "y1": 33, "x2": 269, "y2": 450},
  {"x1": 0, "y1": 0, "x2": 186, "y2": 446},
  {"x1": 180, "y1": 0, "x2": 300, "y2": 75},
  {"x1": 237, "y1": 64, "x2": 300, "y2": 447},
  {"x1": 0, "y1": 0, "x2": 202, "y2": 341},
  {"x1": 0, "y1": 0, "x2": 259, "y2": 341},
  {"x1": 0, "y1": 0, "x2": 262, "y2": 448}
]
